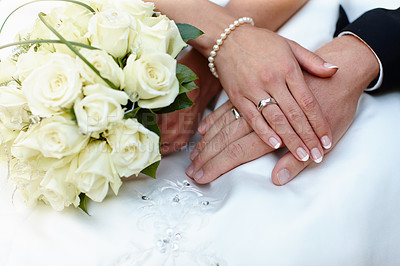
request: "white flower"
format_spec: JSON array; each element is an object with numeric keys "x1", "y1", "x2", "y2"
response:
[
  {"x1": 0, "y1": 58, "x2": 17, "y2": 84},
  {"x1": 0, "y1": 84, "x2": 30, "y2": 131},
  {"x1": 70, "y1": 141, "x2": 122, "y2": 202},
  {"x1": 11, "y1": 116, "x2": 90, "y2": 161},
  {"x1": 77, "y1": 49, "x2": 125, "y2": 89},
  {"x1": 138, "y1": 15, "x2": 187, "y2": 58},
  {"x1": 112, "y1": 0, "x2": 154, "y2": 19},
  {"x1": 39, "y1": 162, "x2": 80, "y2": 211},
  {"x1": 74, "y1": 84, "x2": 129, "y2": 136},
  {"x1": 106, "y1": 118, "x2": 160, "y2": 177},
  {"x1": 124, "y1": 50, "x2": 179, "y2": 109},
  {"x1": 16, "y1": 51, "x2": 51, "y2": 81},
  {"x1": 86, "y1": 9, "x2": 138, "y2": 58},
  {"x1": 21, "y1": 53, "x2": 82, "y2": 117}
]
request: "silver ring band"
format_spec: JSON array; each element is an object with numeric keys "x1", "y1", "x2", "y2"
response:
[
  {"x1": 232, "y1": 108, "x2": 241, "y2": 120},
  {"x1": 257, "y1": 97, "x2": 278, "y2": 112}
]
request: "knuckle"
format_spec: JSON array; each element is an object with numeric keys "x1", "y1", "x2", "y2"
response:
[
  {"x1": 287, "y1": 108, "x2": 303, "y2": 123},
  {"x1": 259, "y1": 68, "x2": 277, "y2": 84},
  {"x1": 268, "y1": 112, "x2": 286, "y2": 127},
  {"x1": 227, "y1": 142, "x2": 245, "y2": 161},
  {"x1": 301, "y1": 96, "x2": 317, "y2": 111},
  {"x1": 216, "y1": 128, "x2": 231, "y2": 146}
]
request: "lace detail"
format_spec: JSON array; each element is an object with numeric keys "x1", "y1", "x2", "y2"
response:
[{"x1": 115, "y1": 179, "x2": 228, "y2": 266}]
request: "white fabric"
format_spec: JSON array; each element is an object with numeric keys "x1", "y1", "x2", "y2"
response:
[{"x1": 1, "y1": 0, "x2": 400, "y2": 265}]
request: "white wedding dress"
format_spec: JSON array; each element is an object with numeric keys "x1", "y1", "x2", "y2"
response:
[{"x1": 1, "y1": 0, "x2": 400, "y2": 265}]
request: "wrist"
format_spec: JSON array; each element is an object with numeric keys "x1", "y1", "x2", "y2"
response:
[{"x1": 315, "y1": 35, "x2": 380, "y2": 96}]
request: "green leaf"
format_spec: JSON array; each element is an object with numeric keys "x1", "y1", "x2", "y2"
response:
[
  {"x1": 38, "y1": 13, "x2": 119, "y2": 90},
  {"x1": 177, "y1": 23, "x2": 204, "y2": 43},
  {"x1": 140, "y1": 160, "x2": 160, "y2": 179},
  {"x1": 135, "y1": 109, "x2": 161, "y2": 137},
  {"x1": 176, "y1": 63, "x2": 198, "y2": 94},
  {"x1": 124, "y1": 106, "x2": 141, "y2": 119},
  {"x1": 78, "y1": 193, "x2": 90, "y2": 215},
  {"x1": 153, "y1": 93, "x2": 194, "y2": 114},
  {"x1": 0, "y1": 0, "x2": 95, "y2": 37}
]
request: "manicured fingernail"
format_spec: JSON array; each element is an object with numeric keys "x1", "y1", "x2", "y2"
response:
[
  {"x1": 198, "y1": 122, "x2": 206, "y2": 134},
  {"x1": 194, "y1": 168, "x2": 204, "y2": 181},
  {"x1": 321, "y1": 136, "x2": 332, "y2": 149},
  {"x1": 324, "y1": 62, "x2": 339, "y2": 69},
  {"x1": 296, "y1": 147, "x2": 309, "y2": 162},
  {"x1": 277, "y1": 169, "x2": 291, "y2": 185},
  {"x1": 269, "y1": 137, "x2": 281, "y2": 149},
  {"x1": 186, "y1": 164, "x2": 194, "y2": 177},
  {"x1": 190, "y1": 149, "x2": 199, "y2": 160},
  {"x1": 311, "y1": 148, "x2": 323, "y2": 163}
]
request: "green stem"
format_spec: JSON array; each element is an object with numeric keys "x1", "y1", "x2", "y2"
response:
[
  {"x1": 38, "y1": 12, "x2": 119, "y2": 90},
  {"x1": 0, "y1": 0, "x2": 95, "y2": 37},
  {"x1": 0, "y1": 39, "x2": 99, "y2": 51}
]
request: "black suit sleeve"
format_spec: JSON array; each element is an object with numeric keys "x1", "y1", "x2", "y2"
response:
[{"x1": 336, "y1": 7, "x2": 400, "y2": 91}]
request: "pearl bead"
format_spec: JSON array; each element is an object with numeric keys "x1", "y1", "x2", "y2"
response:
[
  {"x1": 220, "y1": 33, "x2": 227, "y2": 40},
  {"x1": 238, "y1": 18, "x2": 244, "y2": 24},
  {"x1": 216, "y1": 39, "x2": 223, "y2": 45},
  {"x1": 234, "y1": 20, "x2": 240, "y2": 26},
  {"x1": 225, "y1": 28, "x2": 231, "y2": 34},
  {"x1": 210, "y1": 51, "x2": 216, "y2": 57},
  {"x1": 213, "y1": 45, "x2": 219, "y2": 51},
  {"x1": 229, "y1": 24, "x2": 235, "y2": 30},
  {"x1": 208, "y1": 63, "x2": 214, "y2": 68},
  {"x1": 208, "y1": 57, "x2": 214, "y2": 63}
]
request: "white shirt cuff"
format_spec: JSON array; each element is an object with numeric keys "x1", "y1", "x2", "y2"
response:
[{"x1": 338, "y1": 31, "x2": 383, "y2": 91}]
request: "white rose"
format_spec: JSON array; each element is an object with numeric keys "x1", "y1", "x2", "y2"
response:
[
  {"x1": 70, "y1": 141, "x2": 122, "y2": 202},
  {"x1": 0, "y1": 122, "x2": 19, "y2": 152},
  {"x1": 53, "y1": 20, "x2": 90, "y2": 56},
  {"x1": 74, "y1": 84, "x2": 129, "y2": 136},
  {"x1": 82, "y1": 0, "x2": 114, "y2": 12},
  {"x1": 50, "y1": 4, "x2": 92, "y2": 34},
  {"x1": 0, "y1": 84, "x2": 30, "y2": 131},
  {"x1": 16, "y1": 51, "x2": 51, "y2": 81},
  {"x1": 112, "y1": 0, "x2": 154, "y2": 19},
  {"x1": 106, "y1": 118, "x2": 160, "y2": 177},
  {"x1": 138, "y1": 15, "x2": 187, "y2": 58},
  {"x1": 124, "y1": 50, "x2": 179, "y2": 109},
  {"x1": 0, "y1": 58, "x2": 17, "y2": 84},
  {"x1": 86, "y1": 9, "x2": 137, "y2": 58},
  {"x1": 12, "y1": 116, "x2": 90, "y2": 161},
  {"x1": 39, "y1": 162, "x2": 80, "y2": 211},
  {"x1": 77, "y1": 49, "x2": 125, "y2": 89},
  {"x1": 21, "y1": 53, "x2": 82, "y2": 117}
]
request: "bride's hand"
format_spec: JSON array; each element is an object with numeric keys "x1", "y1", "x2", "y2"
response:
[{"x1": 210, "y1": 26, "x2": 338, "y2": 163}]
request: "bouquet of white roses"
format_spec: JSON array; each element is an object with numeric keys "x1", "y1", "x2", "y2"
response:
[{"x1": 0, "y1": 0, "x2": 202, "y2": 212}]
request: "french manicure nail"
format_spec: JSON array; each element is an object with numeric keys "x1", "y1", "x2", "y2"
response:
[
  {"x1": 186, "y1": 164, "x2": 194, "y2": 177},
  {"x1": 269, "y1": 137, "x2": 281, "y2": 149},
  {"x1": 324, "y1": 62, "x2": 339, "y2": 69},
  {"x1": 296, "y1": 147, "x2": 309, "y2": 162},
  {"x1": 311, "y1": 148, "x2": 323, "y2": 163},
  {"x1": 277, "y1": 169, "x2": 291, "y2": 185},
  {"x1": 321, "y1": 136, "x2": 332, "y2": 149},
  {"x1": 194, "y1": 169, "x2": 204, "y2": 181},
  {"x1": 190, "y1": 149, "x2": 199, "y2": 160},
  {"x1": 198, "y1": 122, "x2": 206, "y2": 134}
]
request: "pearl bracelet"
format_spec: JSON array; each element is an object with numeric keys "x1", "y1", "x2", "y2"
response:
[{"x1": 208, "y1": 17, "x2": 254, "y2": 78}]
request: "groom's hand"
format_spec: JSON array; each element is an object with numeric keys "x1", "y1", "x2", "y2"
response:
[{"x1": 186, "y1": 35, "x2": 379, "y2": 184}]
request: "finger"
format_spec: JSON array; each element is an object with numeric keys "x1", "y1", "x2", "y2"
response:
[
  {"x1": 197, "y1": 101, "x2": 233, "y2": 135},
  {"x1": 286, "y1": 69, "x2": 333, "y2": 152},
  {"x1": 192, "y1": 110, "x2": 252, "y2": 160},
  {"x1": 271, "y1": 150, "x2": 313, "y2": 186},
  {"x1": 191, "y1": 117, "x2": 252, "y2": 172},
  {"x1": 270, "y1": 84, "x2": 325, "y2": 163},
  {"x1": 232, "y1": 97, "x2": 282, "y2": 151},
  {"x1": 287, "y1": 40, "x2": 338, "y2": 78},
  {"x1": 187, "y1": 132, "x2": 273, "y2": 184}
]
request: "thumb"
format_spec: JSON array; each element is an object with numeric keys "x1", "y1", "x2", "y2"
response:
[
  {"x1": 271, "y1": 151, "x2": 312, "y2": 186},
  {"x1": 288, "y1": 40, "x2": 339, "y2": 78}
]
